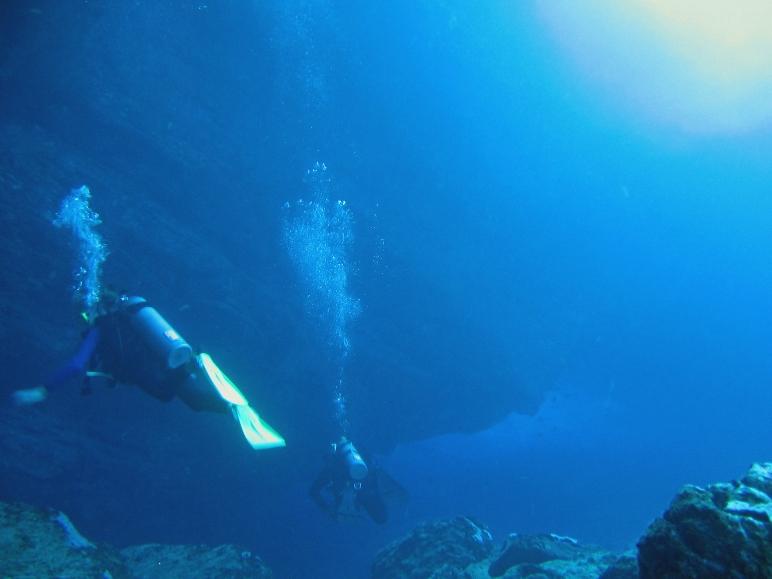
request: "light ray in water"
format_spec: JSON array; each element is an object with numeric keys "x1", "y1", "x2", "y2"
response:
[{"x1": 538, "y1": 0, "x2": 772, "y2": 134}]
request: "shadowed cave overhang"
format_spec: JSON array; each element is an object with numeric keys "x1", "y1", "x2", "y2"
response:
[{"x1": 0, "y1": 1, "x2": 551, "y2": 462}]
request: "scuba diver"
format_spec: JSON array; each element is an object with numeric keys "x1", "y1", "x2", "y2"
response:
[
  {"x1": 309, "y1": 437, "x2": 396, "y2": 525},
  {"x1": 12, "y1": 292, "x2": 285, "y2": 450}
]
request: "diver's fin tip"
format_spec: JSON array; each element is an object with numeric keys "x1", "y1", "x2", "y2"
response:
[
  {"x1": 198, "y1": 352, "x2": 286, "y2": 450},
  {"x1": 234, "y1": 404, "x2": 286, "y2": 451}
]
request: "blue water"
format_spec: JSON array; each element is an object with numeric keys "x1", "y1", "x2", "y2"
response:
[{"x1": 3, "y1": 1, "x2": 772, "y2": 578}]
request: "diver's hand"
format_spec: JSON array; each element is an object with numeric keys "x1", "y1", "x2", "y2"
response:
[{"x1": 12, "y1": 386, "x2": 48, "y2": 406}]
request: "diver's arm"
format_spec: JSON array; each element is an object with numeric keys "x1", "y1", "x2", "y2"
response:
[
  {"x1": 46, "y1": 327, "x2": 101, "y2": 388},
  {"x1": 12, "y1": 327, "x2": 101, "y2": 405},
  {"x1": 355, "y1": 475, "x2": 389, "y2": 525},
  {"x1": 309, "y1": 466, "x2": 339, "y2": 518},
  {"x1": 309, "y1": 471, "x2": 331, "y2": 507}
]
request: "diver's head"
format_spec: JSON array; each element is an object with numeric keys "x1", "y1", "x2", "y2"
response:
[{"x1": 95, "y1": 290, "x2": 138, "y2": 317}]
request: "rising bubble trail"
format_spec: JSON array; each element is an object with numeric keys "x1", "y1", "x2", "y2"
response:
[
  {"x1": 283, "y1": 162, "x2": 360, "y2": 433},
  {"x1": 53, "y1": 185, "x2": 108, "y2": 317}
]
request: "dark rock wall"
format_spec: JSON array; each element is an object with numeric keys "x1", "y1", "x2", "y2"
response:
[
  {"x1": 0, "y1": 0, "x2": 544, "y2": 467},
  {"x1": 0, "y1": 0, "x2": 547, "y2": 559}
]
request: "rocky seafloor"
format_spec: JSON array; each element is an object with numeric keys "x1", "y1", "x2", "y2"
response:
[
  {"x1": 0, "y1": 500, "x2": 273, "y2": 578},
  {"x1": 372, "y1": 462, "x2": 772, "y2": 579},
  {"x1": 2, "y1": 463, "x2": 770, "y2": 578}
]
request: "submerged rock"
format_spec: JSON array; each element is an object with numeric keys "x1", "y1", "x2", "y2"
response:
[
  {"x1": 637, "y1": 462, "x2": 772, "y2": 579},
  {"x1": 371, "y1": 517, "x2": 631, "y2": 579},
  {"x1": 0, "y1": 501, "x2": 128, "y2": 578},
  {"x1": 488, "y1": 533, "x2": 585, "y2": 575},
  {"x1": 598, "y1": 553, "x2": 639, "y2": 579},
  {"x1": 488, "y1": 533, "x2": 621, "y2": 578},
  {"x1": 121, "y1": 543, "x2": 272, "y2": 578},
  {"x1": 372, "y1": 516, "x2": 495, "y2": 578},
  {"x1": 0, "y1": 500, "x2": 273, "y2": 578}
]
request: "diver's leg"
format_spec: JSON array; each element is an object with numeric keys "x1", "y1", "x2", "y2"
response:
[
  {"x1": 175, "y1": 373, "x2": 228, "y2": 413},
  {"x1": 356, "y1": 488, "x2": 388, "y2": 525},
  {"x1": 136, "y1": 381, "x2": 176, "y2": 402}
]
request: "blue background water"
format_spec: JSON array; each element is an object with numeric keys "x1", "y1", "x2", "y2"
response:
[{"x1": 3, "y1": 1, "x2": 772, "y2": 577}]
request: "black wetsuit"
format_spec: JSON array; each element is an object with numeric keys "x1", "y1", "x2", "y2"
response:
[
  {"x1": 92, "y1": 303, "x2": 184, "y2": 401},
  {"x1": 309, "y1": 448, "x2": 388, "y2": 525},
  {"x1": 47, "y1": 299, "x2": 225, "y2": 413}
]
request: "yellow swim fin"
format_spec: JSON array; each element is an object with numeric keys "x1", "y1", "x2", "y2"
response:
[{"x1": 198, "y1": 353, "x2": 286, "y2": 450}]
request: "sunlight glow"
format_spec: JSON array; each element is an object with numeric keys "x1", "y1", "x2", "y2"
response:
[{"x1": 539, "y1": 0, "x2": 772, "y2": 134}]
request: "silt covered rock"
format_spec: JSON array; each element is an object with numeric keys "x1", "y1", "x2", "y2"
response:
[
  {"x1": 121, "y1": 543, "x2": 273, "y2": 578},
  {"x1": 372, "y1": 518, "x2": 631, "y2": 579},
  {"x1": 0, "y1": 500, "x2": 273, "y2": 578},
  {"x1": 488, "y1": 533, "x2": 628, "y2": 579},
  {"x1": 637, "y1": 462, "x2": 772, "y2": 578},
  {"x1": 0, "y1": 501, "x2": 128, "y2": 578},
  {"x1": 372, "y1": 516, "x2": 495, "y2": 578}
]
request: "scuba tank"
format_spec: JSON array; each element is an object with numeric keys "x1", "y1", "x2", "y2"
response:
[
  {"x1": 339, "y1": 438, "x2": 368, "y2": 481},
  {"x1": 122, "y1": 296, "x2": 193, "y2": 369}
]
